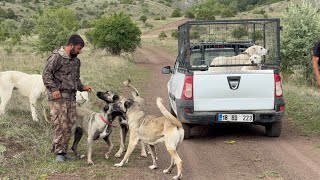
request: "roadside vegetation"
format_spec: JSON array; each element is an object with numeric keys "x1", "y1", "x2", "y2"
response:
[{"x1": 280, "y1": 2, "x2": 320, "y2": 136}]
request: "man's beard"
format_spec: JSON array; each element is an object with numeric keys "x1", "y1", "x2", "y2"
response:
[{"x1": 70, "y1": 47, "x2": 78, "y2": 58}]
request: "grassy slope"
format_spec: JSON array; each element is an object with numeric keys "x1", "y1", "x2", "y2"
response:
[{"x1": 1, "y1": 0, "x2": 175, "y2": 21}]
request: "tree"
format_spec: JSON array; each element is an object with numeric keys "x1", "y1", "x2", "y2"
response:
[
  {"x1": 35, "y1": 7, "x2": 79, "y2": 53},
  {"x1": 87, "y1": 12, "x2": 141, "y2": 55},
  {"x1": 281, "y1": 2, "x2": 320, "y2": 85}
]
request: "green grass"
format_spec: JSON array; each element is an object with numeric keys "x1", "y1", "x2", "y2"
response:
[
  {"x1": 0, "y1": 44, "x2": 150, "y2": 179},
  {"x1": 258, "y1": 170, "x2": 282, "y2": 179},
  {"x1": 283, "y1": 83, "x2": 320, "y2": 135}
]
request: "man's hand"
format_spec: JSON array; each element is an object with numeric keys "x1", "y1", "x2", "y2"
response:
[
  {"x1": 52, "y1": 90, "x2": 61, "y2": 100},
  {"x1": 83, "y1": 85, "x2": 92, "y2": 92}
]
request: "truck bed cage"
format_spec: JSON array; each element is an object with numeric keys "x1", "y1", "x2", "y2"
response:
[{"x1": 177, "y1": 19, "x2": 281, "y2": 70}]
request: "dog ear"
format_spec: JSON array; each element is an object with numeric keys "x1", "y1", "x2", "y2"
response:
[
  {"x1": 246, "y1": 46, "x2": 257, "y2": 55},
  {"x1": 131, "y1": 92, "x2": 138, "y2": 99},
  {"x1": 124, "y1": 99, "x2": 134, "y2": 109}
]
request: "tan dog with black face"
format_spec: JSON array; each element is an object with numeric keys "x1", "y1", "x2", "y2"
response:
[
  {"x1": 113, "y1": 96, "x2": 184, "y2": 180},
  {"x1": 97, "y1": 90, "x2": 148, "y2": 159}
]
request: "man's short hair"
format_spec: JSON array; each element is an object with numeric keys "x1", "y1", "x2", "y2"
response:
[{"x1": 67, "y1": 34, "x2": 85, "y2": 47}]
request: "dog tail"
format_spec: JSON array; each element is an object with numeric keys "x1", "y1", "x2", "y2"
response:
[
  {"x1": 156, "y1": 97, "x2": 182, "y2": 128},
  {"x1": 123, "y1": 77, "x2": 141, "y2": 98}
]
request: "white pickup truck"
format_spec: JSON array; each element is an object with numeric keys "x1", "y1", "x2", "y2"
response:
[{"x1": 162, "y1": 19, "x2": 285, "y2": 139}]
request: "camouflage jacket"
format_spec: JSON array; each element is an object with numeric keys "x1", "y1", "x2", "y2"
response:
[{"x1": 42, "y1": 47, "x2": 84, "y2": 98}]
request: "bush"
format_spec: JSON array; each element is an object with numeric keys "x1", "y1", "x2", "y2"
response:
[
  {"x1": 281, "y1": 2, "x2": 320, "y2": 85},
  {"x1": 232, "y1": 26, "x2": 248, "y2": 39},
  {"x1": 185, "y1": 11, "x2": 195, "y2": 19},
  {"x1": 145, "y1": 22, "x2": 153, "y2": 28},
  {"x1": 251, "y1": 30, "x2": 263, "y2": 41},
  {"x1": 139, "y1": 15, "x2": 147, "y2": 23},
  {"x1": 171, "y1": 30, "x2": 178, "y2": 39},
  {"x1": 158, "y1": 31, "x2": 167, "y2": 40},
  {"x1": 20, "y1": 18, "x2": 36, "y2": 36},
  {"x1": 119, "y1": 0, "x2": 133, "y2": 4},
  {"x1": 35, "y1": 7, "x2": 79, "y2": 53},
  {"x1": 190, "y1": 31, "x2": 200, "y2": 39},
  {"x1": 87, "y1": 12, "x2": 141, "y2": 55},
  {"x1": 171, "y1": 9, "x2": 181, "y2": 17},
  {"x1": 0, "y1": 20, "x2": 20, "y2": 44}
]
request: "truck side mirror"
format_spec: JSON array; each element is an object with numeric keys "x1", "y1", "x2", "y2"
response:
[{"x1": 162, "y1": 66, "x2": 172, "y2": 74}]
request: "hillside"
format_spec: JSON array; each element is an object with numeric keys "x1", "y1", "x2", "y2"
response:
[
  {"x1": 1, "y1": 0, "x2": 320, "y2": 26},
  {"x1": 236, "y1": 0, "x2": 320, "y2": 19},
  {"x1": 0, "y1": 0, "x2": 175, "y2": 21}
]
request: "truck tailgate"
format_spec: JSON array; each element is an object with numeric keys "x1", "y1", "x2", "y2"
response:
[{"x1": 193, "y1": 70, "x2": 275, "y2": 111}]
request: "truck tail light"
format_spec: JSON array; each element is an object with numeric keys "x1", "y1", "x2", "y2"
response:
[
  {"x1": 274, "y1": 73, "x2": 283, "y2": 98},
  {"x1": 181, "y1": 75, "x2": 193, "y2": 100}
]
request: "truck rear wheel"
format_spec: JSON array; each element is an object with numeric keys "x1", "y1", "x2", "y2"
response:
[
  {"x1": 182, "y1": 123, "x2": 191, "y2": 139},
  {"x1": 265, "y1": 121, "x2": 282, "y2": 137}
]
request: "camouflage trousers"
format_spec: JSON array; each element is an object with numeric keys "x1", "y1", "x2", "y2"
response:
[{"x1": 49, "y1": 99, "x2": 76, "y2": 154}]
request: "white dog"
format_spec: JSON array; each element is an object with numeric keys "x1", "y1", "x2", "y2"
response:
[
  {"x1": 0, "y1": 71, "x2": 89, "y2": 121},
  {"x1": 241, "y1": 54, "x2": 262, "y2": 70},
  {"x1": 208, "y1": 45, "x2": 267, "y2": 71}
]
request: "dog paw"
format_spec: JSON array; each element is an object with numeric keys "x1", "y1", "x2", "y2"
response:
[
  {"x1": 114, "y1": 163, "x2": 123, "y2": 167},
  {"x1": 115, "y1": 152, "x2": 122, "y2": 158},
  {"x1": 80, "y1": 154, "x2": 86, "y2": 159},
  {"x1": 172, "y1": 175, "x2": 182, "y2": 180},
  {"x1": 105, "y1": 154, "x2": 110, "y2": 159},
  {"x1": 163, "y1": 169, "x2": 171, "y2": 174},
  {"x1": 125, "y1": 158, "x2": 129, "y2": 164},
  {"x1": 87, "y1": 160, "x2": 94, "y2": 165},
  {"x1": 141, "y1": 152, "x2": 147, "y2": 157},
  {"x1": 149, "y1": 165, "x2": 157, "y2": 170}
]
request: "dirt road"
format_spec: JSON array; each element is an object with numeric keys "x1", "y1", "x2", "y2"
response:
[{"x1": 119, "y1": 20, "x2": 320, "y2": 180}]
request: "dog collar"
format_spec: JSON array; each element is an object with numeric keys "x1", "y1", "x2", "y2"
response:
[{"x1": 99, "y1": 115, "x2": 116, "y2": 127}]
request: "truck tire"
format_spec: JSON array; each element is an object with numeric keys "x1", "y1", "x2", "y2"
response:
[
  {"x1": 182, "y1": 123, "x2": 191, "y2": 139},
  {"x1": 265, "y1": 121, "x2": 282, "y2": 137}
]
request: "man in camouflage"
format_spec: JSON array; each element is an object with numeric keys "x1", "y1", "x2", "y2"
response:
[{"x1": 42, "y1": 34, "x2": 92, "y2": 162}]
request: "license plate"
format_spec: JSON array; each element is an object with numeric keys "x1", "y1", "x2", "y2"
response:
[{"x1": 218, "y1": 114, "x2": 253, "y2": 122}]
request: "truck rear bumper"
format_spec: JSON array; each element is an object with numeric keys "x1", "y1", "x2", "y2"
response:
[
  {"x1": 178, "y1": 110, "x2": 284, "y2": 125},
  {"x1": 176, "y1": 99, "x2": 285, "y2": 125}
]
